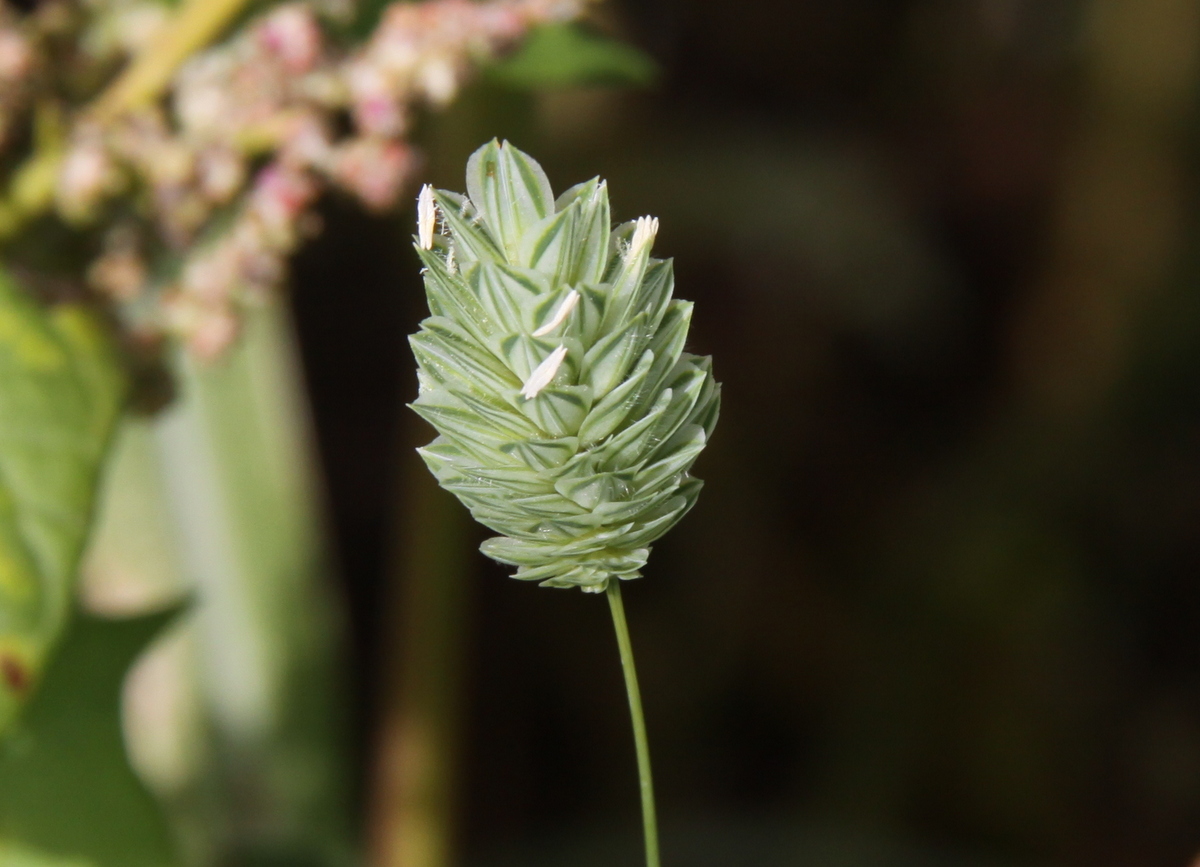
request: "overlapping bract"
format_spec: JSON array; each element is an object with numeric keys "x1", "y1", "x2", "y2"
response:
[{"x1": 410, "y1": 141, "x2": 718, "y2": 592}]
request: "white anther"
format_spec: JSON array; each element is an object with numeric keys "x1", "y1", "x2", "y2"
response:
[
  {"x1": 417, "y1": 184, "x2": 437, "y2": 250},
  {"x1": 628, "y1": 216, "x2": 659, "y2": 259},
  {"x1": 531, "y1": 289, "x2": 580, "y2": 337},
  {"x1": 521, "y1": 345, "x2": 568, "y2": 400}
]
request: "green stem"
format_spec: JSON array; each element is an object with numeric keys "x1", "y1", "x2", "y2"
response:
[
  {"x1": 90, "y1": 0, "x2": 255, "y2": 122},
  {"x1": 606, "y1": 579, "x2": 661, "y2": 867}
]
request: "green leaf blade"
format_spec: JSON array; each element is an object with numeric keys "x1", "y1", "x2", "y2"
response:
[
  {"x1": 0, "y1": 607, "x2": 183, "y2": 867},
  {"x1": 0, "y1": 270, "x2": 123, "y2": 734}
]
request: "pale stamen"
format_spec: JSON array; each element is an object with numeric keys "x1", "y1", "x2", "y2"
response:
[
  {"x1": 628, "y1": 216, "x2": 659, "y2": 259},
  {"x1": 417, "y1": 184, "x2": 437, "y2": 250},
  {"x1": 521, "y1": 345, "x2": 567, "y2": 400},
  {"x1": 531, "y1": 289, "x2": 580, "y2": 337}
]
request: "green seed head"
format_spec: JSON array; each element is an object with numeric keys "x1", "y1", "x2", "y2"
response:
[{"x1": 410, "y1": 140, "x2": 720, "y2": 592}]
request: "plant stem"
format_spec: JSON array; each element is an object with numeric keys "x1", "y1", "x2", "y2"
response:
[{"x1": 606, "y1": 579, "x2": 660, "y2": 867}]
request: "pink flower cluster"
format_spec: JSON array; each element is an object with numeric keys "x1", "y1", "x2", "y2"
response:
[
  {"x1": 60, "y1": 0, "x2": 581, "y2": 358},
  {"x1": 347, "y1": 0, "x2": 564, "y2": 134}
]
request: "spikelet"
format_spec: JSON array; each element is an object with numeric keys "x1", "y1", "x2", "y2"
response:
[{"x1": 409, "y1": 140, "x2": 720, "y2": 592}]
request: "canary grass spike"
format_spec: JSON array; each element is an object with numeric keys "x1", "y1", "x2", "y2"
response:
[{"x1": 409, "y1": 140, "x2": 720, "y2": 593}]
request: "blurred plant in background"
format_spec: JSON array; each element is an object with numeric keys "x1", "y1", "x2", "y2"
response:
[
  {"x1": 0, "y1": 0, "x2": 657, "y2": 865},
  {"x1": 394, "y1": 2, "x2": 1200, "y2": 866},
  {"x1": 0, "y1": 0, "x2": 583, "y2": 359},
  {"x1": 8, "y1": 0, "x2": 1200, "y2": 866}
]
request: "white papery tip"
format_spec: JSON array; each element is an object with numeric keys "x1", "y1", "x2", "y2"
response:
[
  {"x1": 521, "y1": 344, "x2": 568, "y2": 400},
  {"x1": 531, "y1": 290, "x2": 580, "y2": 337},
  {"x1": 417, "y1": 184, "x2": 437, "y2": 250},
  {"x1": 629, "y1": 216, "x2": 659, "y2": 258}
]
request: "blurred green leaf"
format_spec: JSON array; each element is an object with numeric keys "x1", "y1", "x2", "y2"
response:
[
  {"x1": 0, "y1": 606, "x2": 183, "y2": 867},
  {"x1": 486, "y1": 24, "x2": 658, "y2": 89},
  {"x1": 344, "y1": 0, "x2": 390, "y2": 39},
  {"x1": 0, "y1": 840, "x2": 92, "y2": 867},
  {"x1": 0, "y1": 270, "x2": 123, "y2": 730},
  {"x1": 0, "y1": 268, "x2": 123, "y2": 733}
]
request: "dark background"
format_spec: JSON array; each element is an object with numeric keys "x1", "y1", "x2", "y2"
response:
[{"x1": 291, "y1": 1, "x2": 1200, "y2": 864}]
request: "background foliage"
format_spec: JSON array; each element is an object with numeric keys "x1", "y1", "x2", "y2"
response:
[
  {"x1": 4, "y1": 1, "x2": 1200, "y2": 866},
  {"x1": 295, "y1": 1, "x2": 1200, "y2": 865}
]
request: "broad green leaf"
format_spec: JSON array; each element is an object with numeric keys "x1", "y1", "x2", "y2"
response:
[
  {"x1": 487, "y1": 24, "x2": 658, "y2": 89},
  {"x1": 0, "y1": 606, "x2": 183, "y2": 867},
  {"x1": 0, "y1": 270, "x2": 123, "y2": 734}
]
